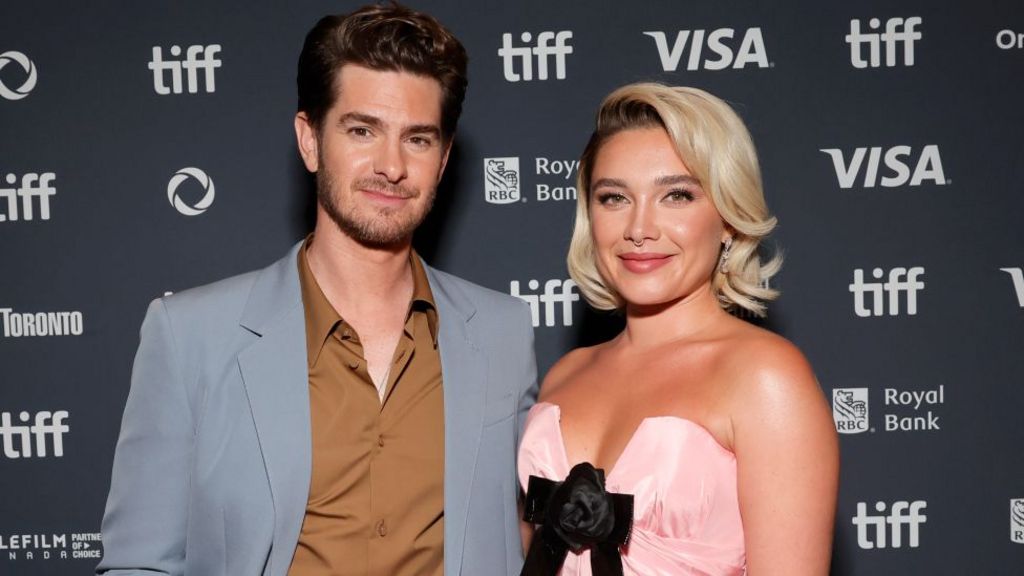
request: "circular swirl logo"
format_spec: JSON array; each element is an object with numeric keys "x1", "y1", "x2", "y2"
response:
[
  {"x1": 0, "y1": 51, "x2": 38, "y2": 100},
  {"x1": 167, "y1": 167, "x2": 215, "y2": 216}
]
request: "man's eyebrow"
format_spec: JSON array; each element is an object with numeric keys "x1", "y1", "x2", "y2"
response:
[
  {"x1": 337, "y1": 113, "x2": 440, "y2": 139},
  {"x1": 403, "y1": 124, "x2": 442, "y2": 138},
  {"x1": 337, "y1": 112, "x2": 384, "y2": 129}
]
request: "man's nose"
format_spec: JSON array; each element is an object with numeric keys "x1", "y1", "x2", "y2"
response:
[{"x1": 373, "y1": 138, "x2": 408, "y2": 183}]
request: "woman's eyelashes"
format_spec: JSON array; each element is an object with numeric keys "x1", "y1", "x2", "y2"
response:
[
  {"x1": 593, "y1": 188, "x2": 697, "y2": 207},
  {"x1": 594, "y1": 191, "x2": 628, "y2": 206},
  {"x1": 664, "y1": 188, "x2": 695, "y2": 203}
]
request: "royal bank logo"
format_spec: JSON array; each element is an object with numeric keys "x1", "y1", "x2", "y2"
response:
[
  {"x1": 832, "y1": 385, "x2": 945, "y2": 433},
  {"x1": 1011, "y1": 499, "x2": 1024, "y2": 544},
  {"x1": 0, "y1": 172, "x2": 56, "y2": 222},
  {"x1": 849, "y1": 267, "x2": 925, "y2": 317},
  {"x1": 483, "y1": 157, "x2": 579, "y2": 204},
  {"x1": 167, "y1": 167, "x2": 215, "y2": 216},
  {"x1": 853, "y1": 500, "x2": 927, "y2": 549},
  {"x1": 0, "y1": 410, "x2": 69, "y2": 459},
  {"x1": 149, "y1": 44, "x2": 222, "y2": 94},
  {"x1": 498, "y1": 31, "x2": 573, "y2": 81},
  {"x1": 1000, "y1": 267, "x2": 1024, "y2": 307},
  {"x1": 0, "y1": 308, "x2": 84, "y2": 337},
  {"x1": 0, "y1": 50, "x2": 38, "y2": 100},
  {"x1": 820, "y1": 145, "x2": 947, "y2": 189},
  {"x1": 535, "y1": 157, "x2": 578, "y2": 201},
  {"x1": 644, "y1": 27, "x2": 770, "y2": 71},
  {"x1": 483, "y1": 157, "x2": 521, "y2": 204},
  {"x1": 832, "y1": 388, "x2": 869, "y2": 434},
  {"x1": 510, "y1": 279, "x2": 580, "y2": 327},
  {"x1": 996, "y1": 29, "x2": 1023, "y2": 50},
  {"x1": 846, "y1": 17, "x2": 922, "y2": 68}
]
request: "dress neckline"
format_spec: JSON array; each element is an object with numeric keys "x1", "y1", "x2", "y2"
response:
[{"x1": 531, "y1": 401, "x2": 735, "y2": 481}]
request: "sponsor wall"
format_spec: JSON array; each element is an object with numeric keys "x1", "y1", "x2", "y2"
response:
[{"x1": 1, "y1": 0, "x2": 1022, "y2": 573}]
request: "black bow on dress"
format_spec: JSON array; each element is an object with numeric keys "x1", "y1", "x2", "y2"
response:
[{"x1": 521, "y1": 462, "x2": 634, "y2": 576}]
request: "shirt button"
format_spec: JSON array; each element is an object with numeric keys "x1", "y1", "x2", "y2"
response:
[
  {"x1": 347, "y1": 361, "x2": 359, "y2": 370},
  {"x1": 376, "y1": 520, "x2": 388, "y2": 537},
  {"x1": 377, "y1": 435, "x2": 385, "y2": 447}
]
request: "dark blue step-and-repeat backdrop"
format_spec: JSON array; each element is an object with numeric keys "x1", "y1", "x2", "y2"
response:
[{"x1": 2, "y1": 1, "x2": 1022, "y2": 574}]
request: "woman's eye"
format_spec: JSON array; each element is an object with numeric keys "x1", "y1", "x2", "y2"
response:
[
  {"x1": 665, "y1": 189, "x2": 694, "y2": 203},
  {"x1": 595, "y1": 192, "x2": 627, "y2": 206}
]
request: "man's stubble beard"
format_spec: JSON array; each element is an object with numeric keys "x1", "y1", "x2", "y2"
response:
[{"x1": 316, "y1": 156, "x2": 437, "y2": 249}]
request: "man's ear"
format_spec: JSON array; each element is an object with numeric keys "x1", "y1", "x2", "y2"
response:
[{"x1": 294, "y1": 112, "x2": 319, "y2": 173}]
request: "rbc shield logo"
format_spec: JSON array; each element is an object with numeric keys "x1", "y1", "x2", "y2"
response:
[
  {"x1": 483, "y1": 157, "x2": 521, "y2": 204},
  {"x1": 1012, "y1": 499, "x2": 1024, "y2": 544},
  {"x1": 832, "y1": 388, "x2": 869, "y2": 434}
]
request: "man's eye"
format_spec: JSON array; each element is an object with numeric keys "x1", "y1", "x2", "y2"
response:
[
  {"x1": 349, "y1": 127, "x2": 372, "y2": 138},
  {"x1": 409, "y1": 136, "x2": 434, "y2": 147}
]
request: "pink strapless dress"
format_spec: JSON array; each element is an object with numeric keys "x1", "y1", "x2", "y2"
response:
[{"x1": 518, "y1": 402, "x2": 746, "y2": 576}]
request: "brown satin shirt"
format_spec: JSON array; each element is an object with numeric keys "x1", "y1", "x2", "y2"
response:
[{"x1": 288, "y1": 239, "x2": 444, "y2": 576}]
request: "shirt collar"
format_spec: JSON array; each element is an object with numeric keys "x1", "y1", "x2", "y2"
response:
[{"x1": 298, "y1": 235, "x2": 439, "y2": 368}]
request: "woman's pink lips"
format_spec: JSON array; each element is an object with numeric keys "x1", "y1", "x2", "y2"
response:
[{"x1": 618, "y1": 252, "x2": 673, "y2": 273}]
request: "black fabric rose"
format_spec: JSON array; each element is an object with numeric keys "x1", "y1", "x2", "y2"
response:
[
  {"x1": 521, "y1": 462, "x2": 634, "y2": 576},
  {"x1": 551, "y1": 463, "x2": 616, "y2": 550}
]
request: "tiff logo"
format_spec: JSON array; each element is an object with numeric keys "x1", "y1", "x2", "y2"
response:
[
  {"x1": 849, "y1": 267, "x2": 925, "y2": 317},
  {"x1": 149, "y1": 44, "x2": 222, "y2": 94},
  {"x1": 510, "y1": 279, "x2": 580, "y2": 327},
  {"x1": 853, "y1": 500, "x2": 927, "y2": 549},
  {"x1": 820, "y1": 145, "x2": 946, "y2": 189},
  {"x1": 846, "y1": 17, "x2": 922, "y2": 68},
  {"x1": 0, "y1": 410, "x2": 69, "y2": 459},
  {"x1": 643, "y1": 28, "x2": 769, "y2": 71},
  {"x1": 1000, "y1": 268, "x2": 1024, "y2": 307},
  {"x1": 0, "y1": 173, "x2": 56, "y2": 222},
  {"x1": 498, "y1": 31, "x2": 573, "y2": 81}
]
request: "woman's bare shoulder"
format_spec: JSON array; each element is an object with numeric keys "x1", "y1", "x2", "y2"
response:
[{"x1": 719, "y1": 321, "x2": 815, "y2": 387}]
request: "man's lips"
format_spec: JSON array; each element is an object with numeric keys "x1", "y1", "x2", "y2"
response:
[
  {"x1": 360, "y1": 187, "x2": 414, "y2": 202},
  {"x1": 618, "y1": 252, "x2": 673, "y2": 273}
]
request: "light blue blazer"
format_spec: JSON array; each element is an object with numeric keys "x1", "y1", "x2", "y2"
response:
[{"x1": 97, "y1": 242, "x2": 538, "y2": 575}]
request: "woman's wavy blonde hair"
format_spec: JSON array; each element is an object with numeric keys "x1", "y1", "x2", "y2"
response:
[{"x1": 567, "y1": 83, "x2": 781, "y2": 317}]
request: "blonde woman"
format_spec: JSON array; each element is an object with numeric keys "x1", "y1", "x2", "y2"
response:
[{"x1": 518, "y1": 84, "x2": 838, "y2": 576}]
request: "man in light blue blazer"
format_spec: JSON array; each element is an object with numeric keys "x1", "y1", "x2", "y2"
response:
[{"x1": 97, "y1": 5, "x2": 537, "y2": 575}]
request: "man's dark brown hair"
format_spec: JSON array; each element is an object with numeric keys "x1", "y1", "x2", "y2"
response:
[{"x1": 297, "y1": 2, "x2": 469, "y2": 141}]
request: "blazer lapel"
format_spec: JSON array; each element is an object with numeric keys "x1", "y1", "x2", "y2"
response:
[
  {"x1": 426, "y1": 264, "x2": 486, "y2": 576},
  {"x1": 236, "y1": 242, "x2": 311, "y2": 576}
]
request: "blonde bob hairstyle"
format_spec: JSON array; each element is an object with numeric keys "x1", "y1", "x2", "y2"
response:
[{"x1": 567, "y1": 83, "x2": 781, "y2": 317}]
